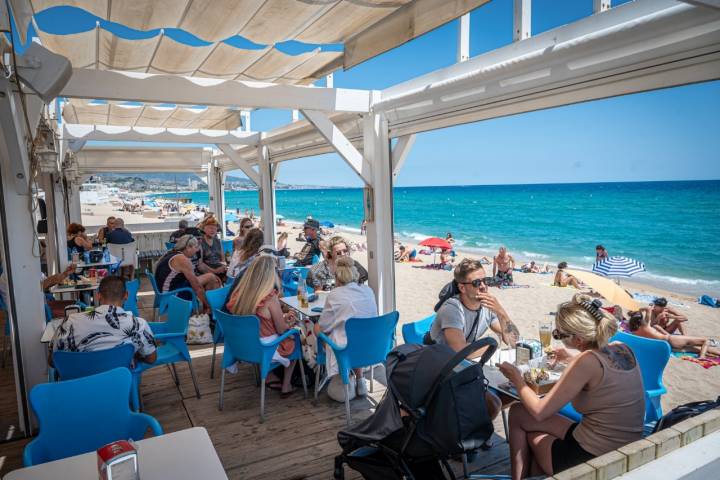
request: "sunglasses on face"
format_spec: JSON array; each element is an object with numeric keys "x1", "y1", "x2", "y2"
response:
[
  {"x1": 334, "y1": 249, "x2": 349, "y2": 256},
  {"x1": 241, "y1": 224, "x2": 252, "y2": 229},
  {"x1": 552, "y1": 328, "x2": 571, "y2": 340},
  {"x1": 460, "y1": 278, "x2": 486, "y2": 288}
]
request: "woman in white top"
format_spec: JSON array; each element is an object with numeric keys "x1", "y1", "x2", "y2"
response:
[{"x1": 314, "y1": 256, "x2": 378, "y2": 400}]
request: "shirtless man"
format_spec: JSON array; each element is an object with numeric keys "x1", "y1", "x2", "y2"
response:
[
  {"x1": 493, "y1": 246, "x2": 515, "y2": 285},
  {"x1": 640, "y1": 297, "x2": 688, "y2": 335}
]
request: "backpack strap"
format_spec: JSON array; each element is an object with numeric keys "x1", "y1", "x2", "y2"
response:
[{"x1": 465, "y1": 308, "x2": 482, "y2": 342}]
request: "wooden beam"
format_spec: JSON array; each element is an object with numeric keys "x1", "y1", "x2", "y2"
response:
[
  {"x1": 216, "y1": 144, "x2": 260, "y2": 185},
  {"x1": 344, "y1": 0, "x2": 491, "y2": 69},
  {"x1": 301, "y1": 109, "x2": 373, "y2": 184}
]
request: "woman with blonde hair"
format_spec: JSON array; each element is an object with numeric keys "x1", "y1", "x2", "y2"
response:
[
  {"x1": 498, "y1": 294, "x2": 644, "y2": 479},
  {"x1": 226, "y1": 256, "x2": 298, "y2": 397},
  {"x1": 314, "y1": 256, "x2": 377, "y2": 401}
]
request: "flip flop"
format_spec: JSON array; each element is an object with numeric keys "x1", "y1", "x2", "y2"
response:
[
  {"x1": 280, "y1": 388, "x2": 295, "y2": 399},
  {"x1": 265, "y1": 380, "x2": 282, "y2": 391}
]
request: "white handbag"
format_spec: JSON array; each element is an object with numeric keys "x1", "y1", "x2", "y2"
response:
[{"x1": 186, "y1": 313, "x2": 212, "y2": 344}]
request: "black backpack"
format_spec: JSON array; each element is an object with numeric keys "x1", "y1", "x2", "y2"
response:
[{"x1": 652, "y1": 396, "x2": 720, "y2": 433}]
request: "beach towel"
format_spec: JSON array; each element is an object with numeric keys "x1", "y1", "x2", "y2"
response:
[
  {"x1": 671, "y1": 351, "x2": 720, "y2": 369},
  {"x1": 499, "y1": 284, "x2": 530, "y2": 289},
  {"x1": 633, "y1": 293, "x2": 687, "y2": 308},
  {"x1": 698, "y1": 295, "x2": 720, "y2": 308}
]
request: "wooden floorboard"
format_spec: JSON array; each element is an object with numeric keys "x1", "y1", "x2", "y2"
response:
[{"x1": 0, "y1": 280, "x2": 512, "y2": 478}]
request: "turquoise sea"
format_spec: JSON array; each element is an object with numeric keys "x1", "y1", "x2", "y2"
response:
[{"x1": 154, "y1": 180, "x2": 720, "y2": 296}]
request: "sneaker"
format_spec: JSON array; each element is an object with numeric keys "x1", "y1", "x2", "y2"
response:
[{"x1": 356, "y1": 377, "x2": 369, "y2": 397}]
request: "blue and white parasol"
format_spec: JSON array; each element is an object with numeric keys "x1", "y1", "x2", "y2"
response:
[{"x1": 592, "y1": 256, "x2": 646, "y2": 277}]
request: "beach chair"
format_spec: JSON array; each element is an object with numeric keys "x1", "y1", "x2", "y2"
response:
[
  {"x1": 23, "y1": 368, "x2": 162, "y2": 466},
  {"x1": 206, "y1": 284, "x2": 231, "y2": 379},
  {"x1": 215, "y1": 310, "x2": 307, "y2": 422},
  {"x1": 401, "y1": 313, "x2": 436, "y2": 345},
  {"x1": 133, "y1": 296, "x2": 200, "y2": 411},
  {"x1": 317, "y1": 311, "x2": 399, "y2": 426},
  {"x1": 559, "y1": 331, "x2": 671, "y2": 428},
  {"x1": 281, "y1": 267, "x2": 311, "y2": 297}
]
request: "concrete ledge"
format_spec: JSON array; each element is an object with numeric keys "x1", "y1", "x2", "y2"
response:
[
  {"x1": 645, "y1": 427, "x2": 681, "y2": 458},
  {"x1": 617, "y1": 439, "x2": 655, "y2": 471},
  {"x1": 553, "y1": 462, "x2": 596, "y2": 480},
  {"x1": 587, "y1": 450, "x2": 626, "y2": 480}
]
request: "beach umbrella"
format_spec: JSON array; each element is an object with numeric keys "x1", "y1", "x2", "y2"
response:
[
  {"x1": 418, "y1": 237, "x2": 452, "y2": 250},
  {"x1": 565, "y1": 269, "x2": 640, "y2": 312},
  {"x1": 320, "y1": 220, "x2": 335, "y2": 228},
  {"x1": 592, "y1": 256, "x2": 646, "y2": 278}
]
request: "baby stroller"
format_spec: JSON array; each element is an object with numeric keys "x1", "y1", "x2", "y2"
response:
[{"x1": 334, "y1": 337, "x2": 498, "y2": 480}]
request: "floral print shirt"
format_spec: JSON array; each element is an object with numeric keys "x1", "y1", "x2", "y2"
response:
[{"x1": 51, "y1": 305, "x2": 157, "y2": 358}]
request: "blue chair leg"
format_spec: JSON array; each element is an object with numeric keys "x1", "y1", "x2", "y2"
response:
[
  {"x1": 344, "y1": 382, "x2": 352, "y2": 427},
  {"x1": 219, "y1": 369, "x2": 226, "y2": 411},
  {"x1": 188, "y1": 360, "x2": 201, "y2": 399}
]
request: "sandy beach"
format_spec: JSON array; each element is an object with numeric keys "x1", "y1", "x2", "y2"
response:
[{"x1": 83, "y1": 207, "x2": 720, "y2": 413}]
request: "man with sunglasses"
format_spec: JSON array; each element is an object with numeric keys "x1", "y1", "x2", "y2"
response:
[{"x1": 428, "y1": 258, "x2": 520, "y2": 353}]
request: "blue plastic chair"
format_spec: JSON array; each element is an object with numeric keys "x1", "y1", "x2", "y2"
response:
[
  {"x1": 221, "y1": 239, "x2": 233, "y2": 255},
  {"x1": 123, "y1": 278, "x2": 140, "y2": 316},
  {"x1": 281, "y1": 267, "x2": 311, "y2": 297},
  {"x1": 317, "y1": 311, "x2": 399, "y2": 426},
  {"x1": 53, "y1": 343, "x2": 135, "y2": 381},
  {"x1": 165, "y1": 241, "x2": 175, "y2": 251},
  {"x1": 206, "y1": 285, "x2": 231, "y2": 379},
  {"x1": 133, "y1": 296, "x2": 200, "y2": 411},
  {"x1": 401, "y1": 313, "x2": 436, "y2": 345},
  {"x1": 145, "y1": 269, "x2": 198, "y2": 319},
  {"x1": 23, "y1": 368, "x2": 163, "y2": 466},
  {"x1": 215, "y1": 310, "x2": 307, "y2": 422},
  {"x1": 559, "y1": 330, "x2": 671, "y2": 427},
  {"x1": 224, "y1": 275, "x2": 235, "y2": 287}
]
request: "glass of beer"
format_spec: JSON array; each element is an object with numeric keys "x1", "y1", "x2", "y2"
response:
[{"x1": 539, "y1": 321, "x2": 553, "y2": 349}]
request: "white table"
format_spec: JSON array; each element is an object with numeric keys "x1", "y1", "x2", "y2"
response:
[
  {"x1": 4, "y1": 427, "x2": 227, "y2": 480},
  {"x1": 279, "y1": 291, "x2": 327, "y2": 319},
  {"x1": 48, "y1": 283, "x2": 99, "y2": 295}
]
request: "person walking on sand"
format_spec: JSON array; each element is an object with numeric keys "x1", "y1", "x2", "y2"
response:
[{"x1": 493, "y1": 246, "x2": 515, "y2": 285}]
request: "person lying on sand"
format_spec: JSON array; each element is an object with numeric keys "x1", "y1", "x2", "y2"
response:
[
  {"x1": 637, "y1": 297, "x2": 689, "y2": 335},
  {"x1": 554, "y1": 262, "x2": 582, "y2": 288},
  {"x1": 628, "y1": 311, "x2": 719, "y2": 359},
  {"x1": 521, "y1": 261, "x2": 551, "y2": 273}
]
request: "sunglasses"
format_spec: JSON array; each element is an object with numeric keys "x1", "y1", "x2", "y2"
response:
[
  {"x1": 241, "y1": 224, "x2": 253, "y2": 229},
  {"x1": 552, "y1": 328, "x2": 571, "y2": 340},
  {"x1": 460, "y1": 278, "x2": 486, "y2": 288},
  {"x1": 334, "y1": 249, "x2": 349, "y2": 256}
]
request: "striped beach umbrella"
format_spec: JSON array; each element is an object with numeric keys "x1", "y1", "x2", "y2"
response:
[{"x1": 592, "y1": 256, "x2": 646, "y2": 277}]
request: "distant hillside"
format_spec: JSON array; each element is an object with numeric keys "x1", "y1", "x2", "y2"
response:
[{"x1": 93, "y1": 172, "x2": 255, "y2": 186}]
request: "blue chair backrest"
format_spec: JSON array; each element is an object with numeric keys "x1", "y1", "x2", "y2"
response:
[
  {"x1": 145, "y1": 269, "x2": 160, "y2": 294},
  {"x1": 165, "y1": 242, "x2": 175, "y2": 251},
  {"x1": 206, "y1": 285, "x2": 231, "y2": 312},
  {"x1": 281, "y1": 267, "x2": 310, "y2": 296},
  {"x1": 53, "y1": 343, "x2": 135, "y2": 381},
  {"x1": 159, "y1": 296, "x2": 193, "y2": 335},
  {"x1": 215, "y1": 310, "x2": 266, "y2": 364},
  {"x1": 26, "y1": 368, "x2": 147, "y2": 465},
  {"x1": 611, "y1": 331, "x2": 670, "y2": 393},
  {"x1": 344, "y1": 311, "x2": 399, "y2": 369},
  {"x1": 225, "y1": 275, "x2": 236, "y2": 287},
  {"x1": 221, "y1": 239, "x2": 233, "y2": 253},
  {"x1": 311, "y1": 254, "x2": 320, "y2": 265},
  {"x1": 402, "y1": 313, "x2": 436, "y2": 345},
  {"x1": 123, "y1": 279, "x2": 140, "y2": 316}
]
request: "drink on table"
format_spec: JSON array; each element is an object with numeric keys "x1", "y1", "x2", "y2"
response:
[
  {"x1": 297, "y1": 281, "x2": 309, "y2": 308},
  {"x1": 539, "y1": 321, "x2": 552, "y2": 349}
]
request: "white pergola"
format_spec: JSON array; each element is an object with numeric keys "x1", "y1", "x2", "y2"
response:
[{"x1": 1, "y1": 0, "x2": 719, "y2": 434}]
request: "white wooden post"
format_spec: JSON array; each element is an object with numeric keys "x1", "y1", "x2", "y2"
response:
[
  {"x1": 52, "y1": 173, "x2": 69, "y2": 270},
  {"x1": 37, "y1": 173, "x2": 59, "y2": 275},
  {"x1": 513, "y1": 0, "x2": 531, "y2": 42},
  {"x1": 241, "y1": 111, "x2": 251, "y2": 132},
  {"x1": 0, "y1": 76, "x2": 50, "y2": 433},
  {"x1": 593, "y1": 0, "x2": 610, "y2": 13},
  {"x1": 363, "y1": 95, "x2": 396, "y2": 314},
  {"x1": 206, "y1": 162, "x2": 225, "y2": 237},
  {"x1": 67, "y1": 181, "x2": 82, "y2": 223},
  {"x1": 457, "y1": 14, "x2": 470, "y2": 63},
  {"x1": 257, "y1": 137, "x2": 276, "y2": 245}
]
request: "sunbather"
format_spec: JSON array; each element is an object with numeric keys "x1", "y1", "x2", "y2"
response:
[
  {"x1": 554, "y1": 262, "x2": 581, "y2": 288},
  {"x1": 628, "y1": 311, "x2": 719, "y2": 358},
  {"x1": 638, "y1": 297, "x2": 688, "y2": 335}
]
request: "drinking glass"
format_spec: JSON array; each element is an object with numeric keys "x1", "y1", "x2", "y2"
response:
[{"x1": 539, "y1": 321, "x2": 552, "y2": 349}]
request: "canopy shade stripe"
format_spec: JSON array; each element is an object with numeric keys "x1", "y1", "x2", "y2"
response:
[
  {"x1": 62, "y1": 100, "x2": 244, "y2": 130},
  {"x1": 36, "y1": 29, "x2": 343, "y2": 85},
  {"x1": 592, "y1": 256, "x2": 647, "y2": 278}
]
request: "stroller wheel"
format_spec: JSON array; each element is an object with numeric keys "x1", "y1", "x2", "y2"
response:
[{"x1": 333, "y1": 455, "x2": 345, "y2": 480}]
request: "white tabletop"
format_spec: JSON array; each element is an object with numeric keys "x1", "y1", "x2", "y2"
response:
[
  {"x1": 76, "y1": 254, "x2": 119, "y2": 269},
  {"x1": 49, "y1": 283, "x2": 99, "y2": 294},
  {"x1": 40, "y1": 319, "x2": 62, "y2": 343},
  {"x1": 279, "y1": 291, "x2": 327, "y2": 318},
  {"x1": 4, "y1": 427, "x2": 227, "y2": 480}
]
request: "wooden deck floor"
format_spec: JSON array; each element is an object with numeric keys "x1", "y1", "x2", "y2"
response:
[{"x1": 0, "y1": 279, "x2": 511, "y2": 479}]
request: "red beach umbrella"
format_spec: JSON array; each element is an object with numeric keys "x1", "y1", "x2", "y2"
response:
[{"x1": 419, "y1": 237, "x2": 452, "y2": 250}]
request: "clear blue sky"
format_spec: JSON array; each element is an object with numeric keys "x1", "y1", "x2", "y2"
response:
[{"x1": 21, "y1": 0, "x2": 720, "y2": 187}]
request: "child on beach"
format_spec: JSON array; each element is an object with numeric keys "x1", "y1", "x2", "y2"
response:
[{"x1": 628, "y1": 311, "x2": 719, "y2": 359}]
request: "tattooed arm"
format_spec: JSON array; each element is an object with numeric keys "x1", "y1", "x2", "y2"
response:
[{"x1": 479, "y1": 292, "x2": 519, "y2": 346}]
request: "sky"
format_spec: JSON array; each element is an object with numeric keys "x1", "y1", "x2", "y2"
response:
[{"x1": 18, "y1": 0, "x2": 720, "y2": 187}]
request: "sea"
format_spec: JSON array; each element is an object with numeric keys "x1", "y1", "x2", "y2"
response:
[{"x1": 153, "y1": 180, "x2": 720, "y2": 297}]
